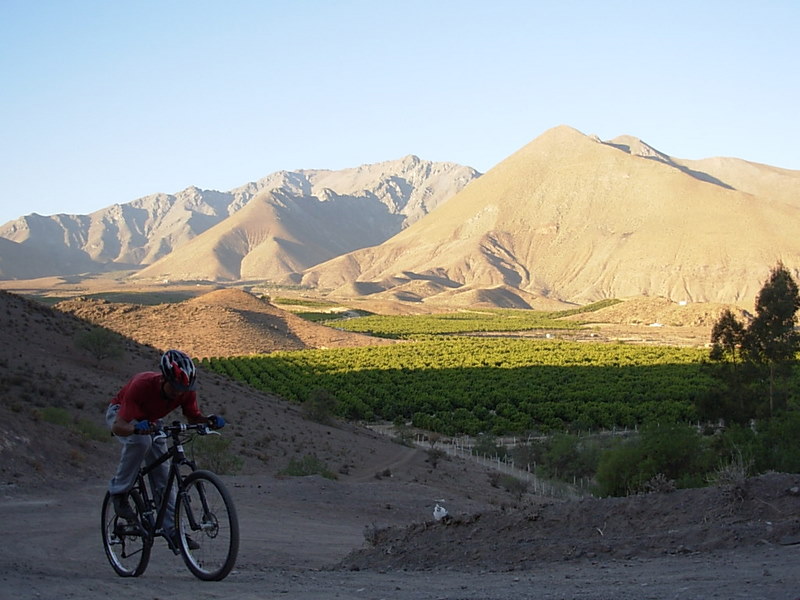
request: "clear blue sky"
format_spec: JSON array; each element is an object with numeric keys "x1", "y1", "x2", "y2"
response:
[{"x1": 1, "y1": 0, "x2": 798, "y2": 226}]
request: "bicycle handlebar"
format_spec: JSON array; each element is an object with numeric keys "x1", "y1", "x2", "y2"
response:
[
  {"x1": 162, "y1": 422, "x2": 215, "y2": 434},
  {"x1": 145, "y1": 421, "x2": 220, "y2": 441}
]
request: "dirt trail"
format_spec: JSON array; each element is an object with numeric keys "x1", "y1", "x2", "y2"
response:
[{"x1": 2, "y1": 475, "x2": 800, "y2": 600}]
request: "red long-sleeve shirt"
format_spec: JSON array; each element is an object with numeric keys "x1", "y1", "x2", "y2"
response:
[{"x1": 110, "y1": 371, "x2": 203, "y2": 423}]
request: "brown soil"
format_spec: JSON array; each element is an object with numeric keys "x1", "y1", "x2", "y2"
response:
[
  {"x1": 1, "y1": 287, "x2": 799, "y2": 598},
  {"x1": 54, "y1": 287, "x2": 396, "y2": 357},
  {"x1": 342, "y1": 472, "x2": 800, "y2": 571}
]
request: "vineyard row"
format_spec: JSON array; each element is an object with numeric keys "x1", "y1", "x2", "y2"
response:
[{"x1": 200, "y1": 337, "x2": 713, "y2": 435}]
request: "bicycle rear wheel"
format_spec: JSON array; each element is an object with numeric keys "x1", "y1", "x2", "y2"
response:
[
  {"x1": 101, "y1": 490, "x2": 152, "y2": 577},
  {"x1": 176, "y1": 470, "x2": 239, "y2": 581}
]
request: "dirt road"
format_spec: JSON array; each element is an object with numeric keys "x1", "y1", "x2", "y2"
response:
[{"x1": 2, "y1": 475, "x2": 799, "y2": 600}]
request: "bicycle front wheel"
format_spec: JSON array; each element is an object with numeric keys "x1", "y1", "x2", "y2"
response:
[
  {"x1": 101, "y1": 490, "x2": 152, "y2": 577},
  {"x1": 176, "y1": 470, "x2": 239, "y2": 581}
]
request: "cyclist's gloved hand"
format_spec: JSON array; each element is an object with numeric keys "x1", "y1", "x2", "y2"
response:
[
  {"x1": 133, "y1": 420, "x2": 152, "y2": 435},
  {"x1": 207, "y1": 414, "x2": 226, "y2": 429}
]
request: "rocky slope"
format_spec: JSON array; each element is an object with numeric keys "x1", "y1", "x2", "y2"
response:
[{"x1": 0, "y1": 156, "x2": 479, "y2": 281}]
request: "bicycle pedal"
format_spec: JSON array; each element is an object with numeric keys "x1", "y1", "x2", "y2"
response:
[{"x1": 115, "y1": 520, "x2": 144, "y2": 536}]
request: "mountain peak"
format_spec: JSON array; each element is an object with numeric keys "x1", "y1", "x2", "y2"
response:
[
  {"x1": 300, "y1": 127, "x2": 800, "y2": 307},
  {"x1": 605, "y1": 135, "x2": 672, "y2": 163}
]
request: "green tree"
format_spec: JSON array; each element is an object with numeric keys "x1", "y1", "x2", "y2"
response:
[
  {"x1": 539, "y1": 433, "x2": 600, "y2": 481},
  {"x1": 704, "y1": 309, "x2": 750, "y2": 422},
  {"x1": 742, "y1": 262, "x2": 800, "y2": 416},
  {"x1": 709, "y1": 308, "x2": 746, "y2": 363},
  {"x1": 595, "y1": 422, "x2": 713, "y2": 496}
]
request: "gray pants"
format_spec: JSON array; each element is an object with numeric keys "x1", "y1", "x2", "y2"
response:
[{"x1": 106, "y1": 404, "x2": 177, "y2": 533}]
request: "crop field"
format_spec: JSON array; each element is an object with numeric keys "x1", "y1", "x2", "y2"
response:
[
  {"x1": 315, "y1": 300, "x2": 621, "y2": 338},
  {"x1": 201, "y1": 332, "x2": 712, "y2": 435}
]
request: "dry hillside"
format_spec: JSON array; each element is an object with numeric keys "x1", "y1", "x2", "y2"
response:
[
  {"x1": 54, "y1": 288, "x2": 395, "y2": 358},
  {"x1": 4, "y1": 127, "x2": 799, "y2": 315},
  {"x1": 0, "y1": 288, "x2": 494, "y2": 498},
  {"x1": 301, "y1": 125, "x2": 800, "y2": 308}
]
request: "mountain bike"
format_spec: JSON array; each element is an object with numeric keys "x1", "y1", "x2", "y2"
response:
[{"x1": 101, "y1": 422, "x2": 239, "y2": 581}]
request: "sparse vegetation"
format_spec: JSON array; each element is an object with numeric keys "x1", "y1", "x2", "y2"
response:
[
  {"x1": 425, "y1": 447, "x2": 446, "y2": 469},
  {"x1": 75, "y1": 326, "x2": 124, "y2": 361},
  {"x1": 73, "y1": 418, "x2": 109, "y2": 442},
  {"x1": 279, "y1": 454, "x2": 337, "y2": 479},
  {"x1": 34, "y1": 405, "x2": 109, "y2": 442},
  {"x1": 37, "y1": 406, "x2": 72, "y2": 426},
  {"x1": 709, "y1": 445, "x2": 753, "y2": 492},
  {"x1": 192, "y1": 435, "x2": 244, "y2": 475},
  {"x1": 301, "y1": 388, "x2": 338, "y2": 425},
  {"x1": 362, "y1": 522, "x2": 390, "y2": 547},
  {"x1": 488, "y1": 472, "x2": 529, "y2": 499}
]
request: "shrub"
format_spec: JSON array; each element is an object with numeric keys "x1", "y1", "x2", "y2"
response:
[
  {"x1": 752, "y1": 411, "x2": 800, "y2": 473},
  {"x1": 472, "y1": 433, "x2": 505, "y2": 459},
  {"x1": 75, "y1": 327, "x2": 124, "y2": 361},
  {"x1": 391, "y1": 419, "x2": 414, "y2": 446},
  {"x1": 38, "y1": 406, "x2": 71, "y2": 426},
  {"x1": 641, "y1": 473, "x2": 676, "y2": 494},
  {"x1": 710, "y1": 412, "x2": 800, "y2": 475},
  {"x1": 426, "y1": 447, "x2": 446, "y2": 469},
  {"x1": 540, "y1": 433, "x2": 601, "y2": 481},
  {"x1": 594, "y1": 438, "x2": 643, "y2": 497},
  {"x1": 192, "y1": 435, "x2": 243, "y2": 475},
  {"x1": 279, "y1": 454, "x2": 337, "y2": 479},
  {"x1": 497, "y1": 473, "x2": 529, "y2": 499},
  {"x1": 595, "y1": 422, "x2": 714, "y2": 496},
  {"x1": 301, "y1": 388, "x2": 338, "y2": 425},
  {"x1": 709, "y1": 446, "x2": 752, "y2": 486}
]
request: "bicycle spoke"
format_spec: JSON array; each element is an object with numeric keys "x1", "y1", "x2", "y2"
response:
[
  {"x1": 176, "y1": 471, "x2": 239, "y2": 581},
  {"x1": 101, "y1": 492, "x2": 152, "y2": 577}
]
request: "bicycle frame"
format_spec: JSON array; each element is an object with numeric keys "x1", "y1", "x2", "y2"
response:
[{"x1": 134, "y1": 425, "x2": 205, "y2": 544}]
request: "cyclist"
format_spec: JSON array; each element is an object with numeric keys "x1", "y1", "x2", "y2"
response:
[{"x1": 105, "y1": 349, "x2": 226, "y2": 548}]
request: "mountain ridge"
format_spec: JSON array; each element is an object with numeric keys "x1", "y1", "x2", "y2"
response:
[
  {"x1": 0, "y1": 156, "x2": 479, "y2": 281},
  {"x1": 299, "y1": 125, "x2": 800, "y2": 307},
  {"x1": 2, "y1": 125, "x2": 799, "y2": 307}
]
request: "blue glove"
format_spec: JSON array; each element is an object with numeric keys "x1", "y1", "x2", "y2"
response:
[
  {"x1": 133, "y1": 421, "x2": 152, "y2": 435},
  {"x1": 207, "y1": 414, "x2": 225, "y2": 429}
]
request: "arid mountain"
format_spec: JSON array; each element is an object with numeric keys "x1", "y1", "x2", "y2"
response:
[
  {"x1": 4, "y1": 126, "x2": 799, "y2": 308},
  {"x1": 0, "y1": 186, "x2": 245, "y2": 274},
  {"x1": 0, "y1": 156, "x2": 478, "y2": 281},
  {"x1": 300, "y1": 126, "x2": 800, "y2": 308},
  {"x1": 0, "y1": 237, "x2": 56, "y2": 279}
]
